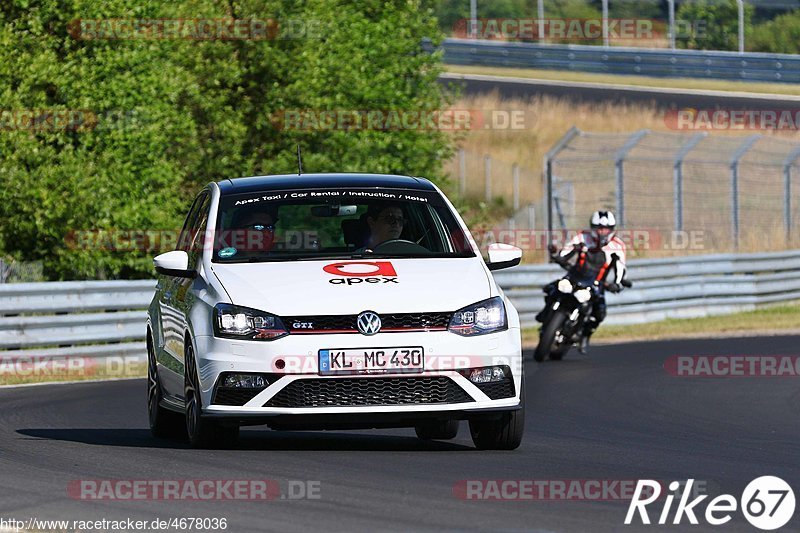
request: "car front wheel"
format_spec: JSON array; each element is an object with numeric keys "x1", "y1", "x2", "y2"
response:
[
  {"x1": 184, "y1": 341, "x2": 239, "y2": 449},
  {"x1": 468, "y1": 377, "x2": 525, "y2": 450}
]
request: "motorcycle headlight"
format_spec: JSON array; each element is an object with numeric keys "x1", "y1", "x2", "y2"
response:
[
  {"x1": 574, "y1": 288, "x2": 592, "y2": 303},
  {"x1": 448, "y1": 296, "x2": 508, "y2": 336},
  {"x1": 557, "y1": 278, "x2": 573, "y2": 293},
  {"x1": 213, "y1": 303, "x2": 288, "y2": 341}
]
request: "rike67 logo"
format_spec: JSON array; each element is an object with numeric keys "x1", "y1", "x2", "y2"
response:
[
  {"x1": 626, "y1": 477, "x2": 795, "y2": 530},
  {"x1": 323, "y1": 261, "x2": 398, "y2": 286}
]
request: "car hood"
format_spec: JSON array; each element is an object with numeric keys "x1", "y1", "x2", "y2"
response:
[{"x1": 209, "y1": 257, "x2": 492, "y2": 315}]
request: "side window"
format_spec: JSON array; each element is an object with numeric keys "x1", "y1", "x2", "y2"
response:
[
  {"x1": 187, "y1": 193, "x2": 212, "y2": 267},
  {"x1": 177, "y1": 193, "x2": 205, "y2": 252}
]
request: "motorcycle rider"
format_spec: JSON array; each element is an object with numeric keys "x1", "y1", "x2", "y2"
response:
[{"x1": 536, "y1": 210, "x2": 627, "y2": 354}]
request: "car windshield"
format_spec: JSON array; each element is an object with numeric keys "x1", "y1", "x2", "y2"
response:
[{"x1": 212, "y1": 187, "x2": 475, "y2": 263}]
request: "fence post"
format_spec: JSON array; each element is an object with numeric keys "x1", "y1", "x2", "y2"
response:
[
  {"x1": 512, "y1": 163, "x2": 520, "y2": 211},
  {"x1": 458, "y1": 149, "x2": 466, "y2": 197},
  {"x1": 484, "y1": 155, "x2": 492, "y2": 202},
  {"x1": 614, "y1": 130, "x2": 649, "y2": 229},
  {"x1": 668, "y1": 0, "x2": 676, "y2": 49},
  {"x1": 730, "y1": 135, "x2": 761, "y2": 250},
  {"x1": 673, "y1": 133, "x2": 707, "y2": 232},
  {"x1": 544, "y1": 127, "x2": 581, "y2": 245},
  {"x1": 782, "y1": 146, "x2": 800, "y2": 245}
]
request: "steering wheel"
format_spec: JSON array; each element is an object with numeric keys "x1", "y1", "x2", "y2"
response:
[{"x1": 371, "y1": 239, "x2": 430, "y2": 254}]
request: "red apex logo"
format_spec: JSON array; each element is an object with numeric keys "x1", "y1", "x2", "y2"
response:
[{"x1": 322, "y1": 261, "x2": 398, "y2": 277}]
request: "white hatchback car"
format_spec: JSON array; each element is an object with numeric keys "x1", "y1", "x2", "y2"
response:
[{"x1": 147, "y1": 173, "x2": 524, "y2": 449}]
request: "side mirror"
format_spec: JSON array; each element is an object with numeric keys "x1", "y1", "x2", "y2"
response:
[
  {"x1": 154, "y1": 250, "x2": 196, "y2": 278},
  {"x1": 486, "y1": 243, "x2": 522, "y2": 271}
]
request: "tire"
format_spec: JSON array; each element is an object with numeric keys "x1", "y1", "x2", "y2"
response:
[
  {"x1": 415, "y1": 419, "x2": 459, "y2": 440},
  {"x1": 549, "y1": 346, "x2": 570, "y2": 361},
  {"x1": 534, "y1": 310, "x2": 567, "y2": 362},
  {"x1": 147, "y1": 331, "x2": 185, "y2": 439},
  {"x1": 184, "y1": 341, "x2": 239, "y2": 449},
  {"x1": 469, "y1": 377, "x2": 525, "y2": 450}
]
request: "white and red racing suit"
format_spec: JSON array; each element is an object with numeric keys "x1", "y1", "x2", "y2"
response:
[{"x1": 544, "y1": 231, "x2": 627, "y2": 335}]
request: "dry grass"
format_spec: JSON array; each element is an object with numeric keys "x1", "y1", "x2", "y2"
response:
[{"x1": 444, "y1": 92, "x2": 800, "y2": 258}]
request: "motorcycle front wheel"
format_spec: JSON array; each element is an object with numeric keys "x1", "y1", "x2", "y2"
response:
[{"x1": 534, "y1": 309, "x2": 567, "y2": 362}]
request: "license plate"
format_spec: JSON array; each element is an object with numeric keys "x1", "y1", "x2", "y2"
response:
[{"x1": 319, "y1": 347, "x2": 424, "y2": 375}]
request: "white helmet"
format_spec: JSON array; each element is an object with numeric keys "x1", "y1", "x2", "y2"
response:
[{"x1": 590, "y1": 210, "x2": 616, "y2": 246}]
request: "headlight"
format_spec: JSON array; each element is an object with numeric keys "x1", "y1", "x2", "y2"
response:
[
  {"x1": 448, "y1": 296, "x2": 508, "y2": 336},
  {"x1": 557, "y1": 278, "x2": 573, "y2": 293},
  {"x1": 574, "y1": 288, "x2": 591, "y2": 303},
  {"x1": 213, "y1": 303, "x2": 288, "y2": 341}
]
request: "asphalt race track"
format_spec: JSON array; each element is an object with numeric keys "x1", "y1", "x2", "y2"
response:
[
  {"x1": 440, "y1": 72, "x2": 800, "y2": 111},
  {"x1": 1, "y1": 335, "x2": 798, "y2": 532}
]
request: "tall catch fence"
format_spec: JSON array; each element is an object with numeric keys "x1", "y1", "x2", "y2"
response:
[{"x1": 545, "y1": 128, "x2": 800, "y2": 254}]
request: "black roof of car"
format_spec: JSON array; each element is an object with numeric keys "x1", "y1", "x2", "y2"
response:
[{"x1": 217, "y1": 173, "x2": 437, "y2": 195}]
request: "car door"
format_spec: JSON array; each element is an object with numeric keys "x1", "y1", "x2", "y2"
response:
[{"x1": 157, "y1": 191, "x2": 209, "y2": 398}]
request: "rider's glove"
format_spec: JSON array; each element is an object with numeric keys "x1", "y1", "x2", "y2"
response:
[{"x1": 606, "y1": 282, "x2": 622, "y2": 293}]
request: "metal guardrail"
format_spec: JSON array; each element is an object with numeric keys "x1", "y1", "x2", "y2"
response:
[
  {"x1": 0, "y1": 280, "x2": 154, "y2": 361},
  {"x1": 442, "y1": 38, "x2": 800, "y2": 83},
  {"x1": 494, "y1": 249, "x2": 800, "y2": 326},
  {"x1": 0, "y1": 249, "x2": 797, "y2": 361}
]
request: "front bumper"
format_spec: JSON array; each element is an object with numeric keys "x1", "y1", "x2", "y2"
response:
[{"x1": 193, "y1": 328, "x2": 522, "y2": 421}]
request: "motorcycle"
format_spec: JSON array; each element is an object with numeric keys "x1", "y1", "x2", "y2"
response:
[{"x1": 533, "y1": 258, "x2": 632, "y2": 362}]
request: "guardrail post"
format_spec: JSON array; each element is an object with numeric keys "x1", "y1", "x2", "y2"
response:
[
  {"x1": 673, "y1": 133, "x2": 707, "y2": 232},
  {"x1": 782, "y1": 146, "x2": 800, "y2": 244},
  {"x1": 602, "y1": 0, "x2": 609, "y2": 47},
  {"x1": 615, "y1": 129, "x2": 649, "y2": 229},
  {"x1": 458, "y1": 149, "x2": 466, "y2": 197},
  {"x1": 730, "y1": 135, "x2": 761, "y2": 250},
  {"x1": 484, "y1": 155, "x2": 492, "y2": 201},
  {"x1": 512, "y1": 163, "x2": 520, "y2": 211},
  {"x1": 544, "y1": 127, "x2": 581, "y2": 246}
]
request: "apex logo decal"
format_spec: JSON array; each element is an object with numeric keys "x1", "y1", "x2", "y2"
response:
[{"x1": 323, "y1": 261, "x2": 399, "y2": 285}]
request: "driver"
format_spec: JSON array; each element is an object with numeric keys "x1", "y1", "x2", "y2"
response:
[{"x1": 364, "y1": 203, "x2": 405, "y2": 249}]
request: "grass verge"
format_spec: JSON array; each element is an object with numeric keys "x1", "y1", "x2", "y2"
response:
[
  {"x1": 522, "y1": 302, "x2": 800, "y2": 346},
  {"x1": 445, "y1": 64, "x2": 800, "y2": 96}
]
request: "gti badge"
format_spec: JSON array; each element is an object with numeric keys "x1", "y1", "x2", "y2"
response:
[{"x1": 356, "y1": 311, "x2": 382, "y2": 336}]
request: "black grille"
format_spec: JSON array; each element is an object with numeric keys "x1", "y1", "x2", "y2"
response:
[
  {"x1": 283, "y1": 312, "x2": 451, "y2": 333},
  {"x1": 264, "y1": 376, "x2": 473, "y2": 407},
  {"x1": 474, "y1": 376, "x2": 516, "y2": 400},
  {"x1": 212, "y1": 387, "x2": 266, "y2": 406}
]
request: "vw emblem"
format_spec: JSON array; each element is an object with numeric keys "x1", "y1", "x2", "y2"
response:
[{"x1": 356, "y1": 311, "x2": 382, "y2": 336}]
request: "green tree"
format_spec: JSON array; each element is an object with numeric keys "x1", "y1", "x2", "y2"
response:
[
  {"x1": 0, "y1": 0, "x2": 453, "y2": 280},
  {"x1": 750, "y1": 9, "x2": 800, "y2": 53},
  {"x1": 676, "y1": 0, "x2": 753, "y2": 50}
]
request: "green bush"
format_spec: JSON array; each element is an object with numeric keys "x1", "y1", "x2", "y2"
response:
[
  {"x1": 0, "y1": 0, "x2": 453, "y2": 280},
  {"x1": 750, "y1": 9, "x2": 800, "y2": 53},
  {"x1": 675, "y1": 0, "x2": 753, "y2": 51}
]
